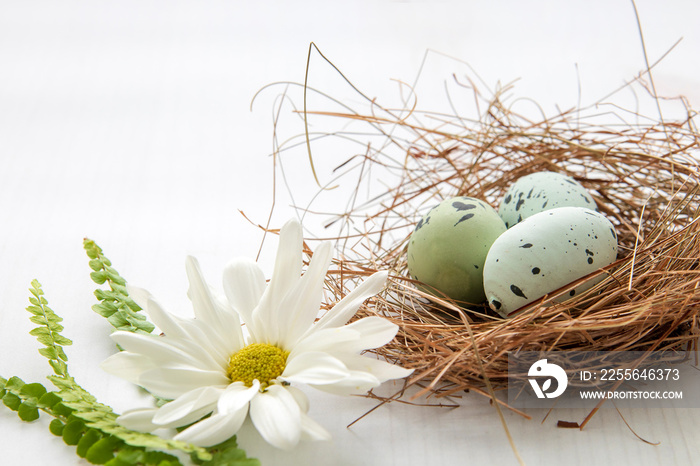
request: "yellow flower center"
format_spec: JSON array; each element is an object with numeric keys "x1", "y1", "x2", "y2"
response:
[{"x1": 227, "y1": 343, "x2": 289, "y2": 387}]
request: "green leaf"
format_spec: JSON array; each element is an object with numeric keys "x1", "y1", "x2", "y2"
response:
[
  {"x1": 193, "y1": 437, "x2": 261, "y2": 466},
  {"x1": 6, "y1": 376, "x2": 25, "y2": 391},
  {"x1": 3, "y1": 393, "x2": 21, "y2": 411},
  {"x1": 93, "y1": 302, "x2": 118, "y2": 318},
  {"x1": 77, "y1": 428, "x2": 103, "y2": 458},
  {"x1": 91, "y1": 271, "x2": 108, "y2": 284},
  {"x1": 52, "y1": 334, "x2": 73, "y2": 346},
  {"x1": 106, "y1": 312, "x2": 129, "y2": 328},
  {"x1": 84, "y1": 240, "x2": 102, "y2": 259},
  {"x1": 49, "y1": 418, "x2": 66, "y2": 436},
  {"x1": 148, "y1": 454, "x2": 183, "y2": 466},
  {"x1": 89, "y1": 259, "x2": 104, "y2": 271},
  {"x1": 18, "y1": 402, "x2": 40, "y2": 422},
  {"x1": 104, "y1": 448, "x2": 184, "y2": 466},
  {"x1": 39, "y1": 346, "x2": 59, "y2": 359},
  {"x1": 105, "y1": 450, "x2": 141, "y2": 466},
  {"x1": 6, "y1": 376, "x2": 26, "y2": 391},
  {"x1": 86, "y1": 435, "x2": 121, "y2": 464},
  {"x1": 63, "y1": 419, "x2": 87, "y2": 445},
  {"x1": 29, "y1": 326, "x2": 52, "y2": 337},
  {"x1": 49, "y1": 359, "x2": 69, "y2": 376},
  {"x1": 20, "y1": 382, "x2": 48, "y2": 400},
  {"x1": 29, "y1": 315, "x2": 47, "y2": 325},
  {"x1": 57, "y1": 346, "x2": 69, "y2": 362},
  {"x1": 105, "y1": 269, "x2": 126, "y2": 286},
  {"x1": 52, "y1": 401, "x2": 75, "y2": 417},
  {"x1": 38, "y1": 391, "x2": 62, "y2": 409},
  {"x1": 26, "y1": 305, "x2": 43, "y2": 316}
]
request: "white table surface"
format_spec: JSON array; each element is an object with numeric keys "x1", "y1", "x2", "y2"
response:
[{"x1": 1, "y1": 1, "x2": 699, "y2": 465}]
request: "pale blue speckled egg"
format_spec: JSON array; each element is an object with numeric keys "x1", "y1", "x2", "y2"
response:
[
  {"x1": 499, "y1": 171, "x2": 596, "y2": 228},
  {"x1": 483, "y1": 206, "x2": 617, "y2": 317}
]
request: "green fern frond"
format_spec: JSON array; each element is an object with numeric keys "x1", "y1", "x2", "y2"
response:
[
  {"x1": 83, "y1": 239, "x2": 155, "y2": 335},
  {"x1": 48, "y1": 373, "x2": 211, "y2": 462},
  {"x1": 26, "y1": 279, "x2": 72, "y2": 376},
  {"x1": 11, "y1": 281, "x2": 213, "y2": 464}
]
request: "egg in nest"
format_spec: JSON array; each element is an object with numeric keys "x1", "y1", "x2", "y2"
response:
[
  {"x1": 499, "y1": 171, "x2": 596, "y2": 228},
  {"x1": 408, "y1": 196, "x2": 507, "y2": 304},
  {"x1": 483, "y1": 206, "x2": 618, "y2": 318}
]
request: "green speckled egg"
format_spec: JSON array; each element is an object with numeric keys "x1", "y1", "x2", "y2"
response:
[{"x1": 407, "y1": 196, "x2": 507, "y2": 304}]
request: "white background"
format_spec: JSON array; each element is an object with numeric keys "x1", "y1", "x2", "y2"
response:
[{"x1": 1, "y1": 1, "x2": 699, "y2": 465}]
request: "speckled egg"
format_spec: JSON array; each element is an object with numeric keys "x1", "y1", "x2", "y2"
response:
[
  {"x1": 483, "y1": 206, "x2": 617, "y2": 318},
  {"x1": 499, "y1": 171, "x2": 597, "y2": 228},
  {"x1": 407, "y1": 196, "x2": 507, "y2": 304}
]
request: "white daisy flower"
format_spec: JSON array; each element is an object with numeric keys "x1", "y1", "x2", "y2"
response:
[{"x1": 101, "y1": 219, "x2": 412, "y2": 450}]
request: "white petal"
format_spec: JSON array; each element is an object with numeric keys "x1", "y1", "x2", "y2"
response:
[
  {"x1": 218, "y1": 380, "x2": 260, "y2": 415},
  {"x1": 176, "y1": 319, "x2": 231, "y2": 367},
  {"x1": 100, "y1": 352, "x2": 156, "y2": 385},
  {"x1": 207, "y1": 315, "x2": 245, "y2": 360},
  {"x1": 277, "y1": 240, "x2": 334, "y2": 349},
  {"x1": 186, "y1": 256, "x2": 243, "y2": 348},
  {"x1": 250, "y1": 310, "x2": 275, "y2": 346},
  {"x1": 206, "y1": 288, "x2": 246, "y2": 356},
  {"x1": 253, "y1": 219, "x2": 303, "y2": 344},
  {"x1": 310, "y1": 370, "x2": 381, "y2": 396},
  {"x1": 117, "y1": 408, "x2": 160, "y2": 432},
  {"x1": 284, "y1": 385, "x2": 309, "y2": 414},
  {"x1": 222, "y1": 257, "x2": 266, "y2": 339},
  {"x1": 175, "y1": 409, "x2": 248, "y2": 447},
  {"x1": 340, "y1": 316, "x2": 400, "y2": 351},
  {"x1": 249, "y1": 385, "x2": 301, "y2": 450},
  {"x1": 289, "y1": 327, "x2": 360, "y2": 357},
  {"x1": 340, "y1": 354, "x2": 414, "y2": 383},
  {"x1": 282, "y1": 351, "x2": 349, "y2": 385},
  {"x1": 139, "y1": 367, "x2": 229, "y2": 399},
  {"x1": 140, "y1": 299, "x2": 231, "y2": 369},
  {"x1": 110, "y1": 331, "x2": 215, "y2": 370},
  {"x1": 308, "y1": 271, "x2": 388, "y2": 334},
  {"x1": 142, "y1": 297, "x2": 189, "y2": 340},
  {"x1": 186, "y1": 256, "x2": 222, "y2": 324},
  {"x1": 300, "y1": 412, "x2": 332, "y2": 442},
  {"x1": 291, "y1": 317, "x2": 398, "y2": 356},
  {"x1": 152, "y1": 386, "x2": 224, "y2": 427}
]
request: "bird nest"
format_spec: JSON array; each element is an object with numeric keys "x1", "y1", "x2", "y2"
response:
[{"x1": 262, "y1": 58, "x2": 700, "y2": 408}]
